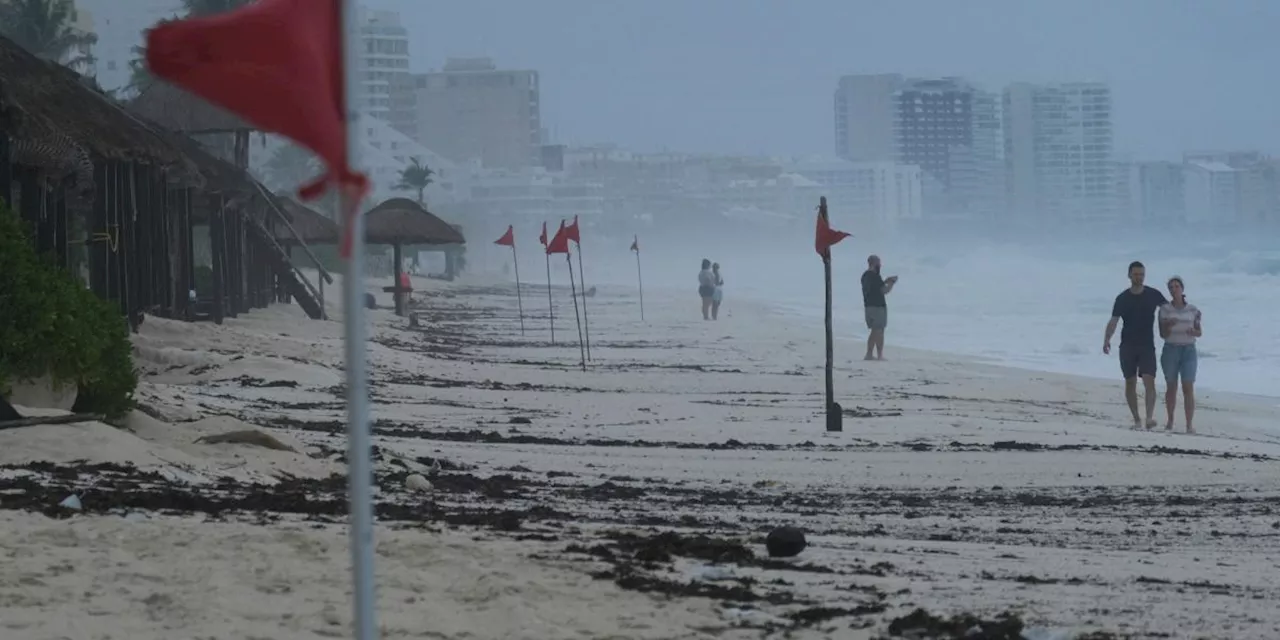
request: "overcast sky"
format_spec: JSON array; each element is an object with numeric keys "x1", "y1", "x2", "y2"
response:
[{"x1": 377, "y1": 0, "x2": 1276, "y2": 159}]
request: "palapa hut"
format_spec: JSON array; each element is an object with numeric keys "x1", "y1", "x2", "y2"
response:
[
  {"x1": 0, "y1": 33, "x2": 328, "y2": 326},
  {"x1": 364, "y1": 197, "x2": 465, "y2": 315}
]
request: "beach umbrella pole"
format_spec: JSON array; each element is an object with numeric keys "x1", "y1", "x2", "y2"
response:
[
  {"x1": 511, "y1": 245, "x2": 525, "y2": 335},
  {"x1": 566, "y1": 252, "x2": 586, "y2": 371}
]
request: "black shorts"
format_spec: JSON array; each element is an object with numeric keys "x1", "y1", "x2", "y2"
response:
[
  {"x1": 1119, "y1": 343, "x2": 1157, "y2": 379},
  {"x1": 698, "y1": 285, "x2": 714, "y2": 299}
]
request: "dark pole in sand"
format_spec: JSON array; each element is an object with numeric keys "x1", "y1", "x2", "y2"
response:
[
  {"x1": 632, "y1": 236, "x2": 645, "y2": 322},
  {"x1": 819, "y1": 196, "x2": 842, "y2": 433},
  {"x1": 545, "y1": 251, "x2": 555, "y2": 344},
  {"x1": 566, "y1": 251, "x2": 587, "y2": 371},
  {"x1": 576, "y1": 243, "x2": 591, "y2": 360},
  {"x1": 511, "y1": 245, "x2": 525, "y2": 336}
]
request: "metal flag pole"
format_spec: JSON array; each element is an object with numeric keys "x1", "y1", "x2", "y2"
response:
[
  {"x1": 633, "y1": 237, "x2": 644, "y2": 322},
  {"x1": 565, "y1": 251, "x2": 586, "y2": 371},
  {"x1": 511, "y1": 243, "x2": 525, "y2": 335},
  {"x1": 575, "y1": 242, "x2": 591, "y2": 360},
  {"x1": 339, "y1": 0, "x2": 378, "y2": 638},
  {"x1": 544, "y1": 250, "x2": 555, "y2": 343}
]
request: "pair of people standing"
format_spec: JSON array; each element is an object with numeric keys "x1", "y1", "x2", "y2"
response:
[
  {"x1": 697, "y1": 259, "x2": 725, "y2": 320},
  {"x1": 1103, "y1": 261, "x2": 1202, "y2": 433}
]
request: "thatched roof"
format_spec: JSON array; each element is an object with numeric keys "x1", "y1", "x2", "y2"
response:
[
  {"x1": 364, "y1": 198, "x2": 465, "y2": 246},
  {"x1": 130, "y1": 80, "x2": 254, "y2": 134},
  {"x1": 0, "y1": 34, "x2": 190, "y2": 166},
  {"x1": 275, "y1": 197, "x2": 340, "y2": 244}
]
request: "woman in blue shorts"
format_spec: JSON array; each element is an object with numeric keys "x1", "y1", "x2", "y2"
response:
[{"x1": 1158, "y1": 276, "x2": 1202, "y2": 433}]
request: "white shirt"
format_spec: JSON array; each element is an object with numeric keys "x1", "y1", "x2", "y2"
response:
[{"x1": 1159, "y1": 302, "x2": 1201, "y2": 346}]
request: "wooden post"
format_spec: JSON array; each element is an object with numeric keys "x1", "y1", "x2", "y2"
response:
[
  {"x1": 210, "y1": 197, "x2": 226, "y2": 325},
  {"x1": 511, "y1": 244, "x2": 525, "y2": 335},
  {"x1": 545, "y1": 251, "x2": 555, "y2": 344},
  {"x1": 820, "y1": 196, "x2": 842, "y2": 432},
  {"x1": 566, "y1": 252, "x2": 586, "y2": 371},
  {"x1": 392, "y1": 242, "x2": 406, "y2": 316},
  {"x1": 0, "y1": 133, "x2": 11, "y2": 206},
  {"x1": 575, "y1": 244, "x2": 591, "y2": 360}
]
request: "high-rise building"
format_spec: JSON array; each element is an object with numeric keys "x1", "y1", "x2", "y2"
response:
[
  {"x1": 356, "y1": 9, "x2": 414, "y2": 133},
  {"x1": 413, "y1": 57, "x2": 541, "y2": 169},
  {"x1": 833, "y1": 74, "x2": 902, "y2": 162},
  {"x1": 1133, "y1": 161, "x2": 1185, "y2": 222},
  {"x1": 893, "y1": 77, "x2": 1002, "y2": 219},
  {"x1": 1003, "y1": 82, "x2": 1115, "y2": 223}
]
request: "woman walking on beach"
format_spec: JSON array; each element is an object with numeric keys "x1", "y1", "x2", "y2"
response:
[
  {"x1": 1159, "y1": 276, "x2": 1202, "y2": 433},
  {"x1": 698, "y1": 259, "x2": 715, "y2": 320},
  {"x1": 711, "y1": 262, "x2": 724, "y2": 320}
]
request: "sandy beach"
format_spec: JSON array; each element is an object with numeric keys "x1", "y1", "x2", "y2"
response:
[{"x1": 3, "y1": 273, "x2": 1280, "y2": 639}]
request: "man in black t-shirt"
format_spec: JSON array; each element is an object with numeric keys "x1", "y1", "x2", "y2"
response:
[
  {"x1": 1103, "y1": 260, "x2": 1168, "y2": 430},
  {"x1": 861, "y1": 255, "x2": 898, "y2": 360}
]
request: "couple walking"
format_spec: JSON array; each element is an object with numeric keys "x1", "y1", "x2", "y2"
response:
[
  {"x1": 1103, "y1": 261, "x2": 1203, "y2": 433},
  {"x1": 698, "y1": 259, "x2": 725, "y2": 320}
]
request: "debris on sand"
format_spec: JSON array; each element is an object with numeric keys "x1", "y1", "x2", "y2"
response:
[
  {"x1": 884, "y1": 607, "x2": 1025, "y2": 639},
  {"x1": 195, "y1": 430, "x2": 297, "y2": 452},
  {"x1": 765, "y1": 526, "x2": 807, "y2": 558}
]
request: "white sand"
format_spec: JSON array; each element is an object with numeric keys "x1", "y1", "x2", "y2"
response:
[{"x1": 3, "y1": 270, "x2": 1280, "y2": 638}]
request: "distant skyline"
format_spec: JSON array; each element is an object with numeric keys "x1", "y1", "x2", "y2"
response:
[{"x1": 369, "y1": 0, "x2": 1279, "y2": 160}]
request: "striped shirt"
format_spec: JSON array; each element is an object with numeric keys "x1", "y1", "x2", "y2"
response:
[{"x1": 1159, "y1": 302, "x2": 1201, "y2": 346}]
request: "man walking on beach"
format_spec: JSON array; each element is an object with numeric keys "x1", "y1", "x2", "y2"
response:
[
  {"x1": 1103, "y1": 260, "x2": 1168, "y2": 429},
  {"x1": 861, "y1": 255, "x2": 897, "y2": 360}
]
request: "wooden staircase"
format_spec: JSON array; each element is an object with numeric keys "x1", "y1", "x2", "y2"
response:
[{"x1": 245, "y1": 216, "x2": 325, "y2": 320}]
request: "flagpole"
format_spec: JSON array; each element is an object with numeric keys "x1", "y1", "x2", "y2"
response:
[
  {"x1": 575, "y1": 245, "x2": 591, "y2": 361},
  {"x1": 566, "y1": 251, "x2": 586, "y2": 371},
  {"x1": 545, "y1": 252, "x2": 555, "y2": 343},
  {"x1": 511, "y1": 244, "x2": 525, "y2": 336},
  {"x1": 819, "y1": 196, "x2": 841, "y2": 434},
  {"x1": 634, "y1": 240, "x2": 645, "y2": 322},
  {"x1": 339, "y1": 0, "x2": 379, "y2": 638}
]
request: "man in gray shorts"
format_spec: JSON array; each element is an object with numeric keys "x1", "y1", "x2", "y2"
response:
[{"x1": 861, "y1": 255, "x2": 898, "y2": 360}]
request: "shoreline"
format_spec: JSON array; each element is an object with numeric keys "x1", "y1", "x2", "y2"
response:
[{"x1": 2, "y1": 275, "x2": 1279, "y2": 638}]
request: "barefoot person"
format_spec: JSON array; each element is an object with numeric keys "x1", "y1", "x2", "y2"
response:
[
  {"x1": 1103, "y1": 261, "x2": 1168, "y2": 430},
  {"x1": 861, "y1": 255, "x2": 898, "y2": 360},
  {"x1": 710, "y1": 262, "x2": 724, "y2": 320},
  {"x1": 1159, "y1": 276, "x2": 1202, "y2": 433},
  {"x1": 698, "y1": 259, "x2": 715, "y2": 321}
]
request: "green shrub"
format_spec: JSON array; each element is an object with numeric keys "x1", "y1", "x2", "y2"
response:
[{"x1": 0, "y1": 199, "x2": 137, "y2": 420}]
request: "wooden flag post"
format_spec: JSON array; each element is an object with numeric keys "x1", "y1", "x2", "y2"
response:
[
  {"x1": 545, "y1": 251, "x2": 555, "y2": 344},
  {"x1": 576, "y1": 244, "x2": 591, "y2": 361},
  {"x1": 566, "y1": 251, "x2": 587, "y2": 371},
  {"x1": 511, "y1": 245, "x2": 525, "y2": 335},
  {"x1": 816, "y1": 196, "x2": 849, "y2": 433}
]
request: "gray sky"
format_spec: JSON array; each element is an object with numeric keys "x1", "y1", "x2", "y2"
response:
[{"x1": 373, "y1": 0, "x2": 1280, "y2": 160}]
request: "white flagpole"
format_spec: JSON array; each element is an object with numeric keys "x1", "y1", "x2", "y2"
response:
[{"x1": 339, "y1": 0, "x2": 378, "y2": 638}]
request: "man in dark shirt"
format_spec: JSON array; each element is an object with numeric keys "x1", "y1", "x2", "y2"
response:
[
  {"x1": 1103, "y1": 260, "x2": 1168, "y2": 430},
  {"x1": 861, "y1": 254, "x2": 897, "y2": 360}
]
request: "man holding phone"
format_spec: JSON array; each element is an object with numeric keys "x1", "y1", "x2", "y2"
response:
[{"x1": 861, "y1": 254, "x2": 898, "y2": 360}]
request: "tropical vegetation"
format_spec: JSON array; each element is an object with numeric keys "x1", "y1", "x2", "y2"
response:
[
  {"x1": 395, "y1": 157, "x2": 434, "y2": 205},
  {"x1": 0, "y1": 0, "x2": 97, "y2": 70}
]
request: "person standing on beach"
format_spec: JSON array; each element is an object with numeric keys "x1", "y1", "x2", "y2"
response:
[
  {"x1": 861, "y1": 255, "x2": 898, "y2": 360},
  {"x1": 698, "y1": 259, "x2": 715, "y2": 320},
  {"x1": 1158, "y1": 276, "x2": 1202, "y2": 433},
  {"x1": 711, "y1": 262, "x2": 725, "y2": 320},
  {"x1": 1103, "y1": 261, "x2": 1168, "y2": 430}
]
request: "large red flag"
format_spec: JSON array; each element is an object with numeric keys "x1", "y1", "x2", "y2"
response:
[
  {"x1": 146, "y1": 0, "x2": 368, "y2": 257},
  {"x1": 538, "y1": 222, "x2": 548, "y2": 247},
  {"x1": 545, "y1": 221, "x2": 570, "y2": 255},
  {"x1": 494, "y1": 225, "x2": 515, "y2": 247},
  {"x1": 815, "y1": 211, "x2": 851, "y2": 258},
  {"x1": 564, "y1": 215, "x2": 581, "y2": 244}
]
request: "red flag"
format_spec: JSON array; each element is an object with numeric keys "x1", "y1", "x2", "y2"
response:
[
  {"x1": 494, "y1": 225, "x2": 515, "y2": 247},
  {"x1": 630, "y1": 236, "x2": 639, "y2": 253},
  {"x1": 564, "y1": 215, "x2": 581, "y2": 244},
  {"x1": 538, "y1": 222, "x2": 548, "y2": 247},
  {"x1": 146, "y1": 0, "x2": 369, "y2": 258},
  {"x1": 815, "y1": 210, "x2": 850, "y2": 258},
  {"x1": 545, "y1": 221, "x2": 570, "y2": 255}
]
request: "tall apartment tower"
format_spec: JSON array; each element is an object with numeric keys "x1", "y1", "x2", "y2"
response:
[
  {"x1": 833, "y1": 74, "x2": 902, "y2": 161},
  {"x1": 892, "y1": 77, "x2": 1002, "y2": 219},
  {"x1": 357, "y1": 9, "x2": 416, "y2": 137},
  {"x1": 1003, "y1": 82, "x2": 1115, "y2": 223},
  {"x1": 414, "y1": 58, "x2": 541, "y2": 169}
]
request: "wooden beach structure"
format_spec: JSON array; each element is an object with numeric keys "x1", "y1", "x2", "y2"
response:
[
  {"x1": 0, "y1": 34, "x2": 331, "y2": 327},
  {"x1": 363, "y1": 197, "x2": 465, "y2": 316}
]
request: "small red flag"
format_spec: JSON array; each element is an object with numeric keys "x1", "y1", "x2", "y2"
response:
[
  {"x1": 545, "y1": 221, "x2": 570, "y2": 255},
  {"x1": 538, "y1": 221, "x2": 548, "y2": 247},
  {"x1": 630, "y1": 236, "x2": 639, "y2": 253},
  {"x1": 146, "y1": 0, "x2": 369, "y2": 258},
  {"x1": 815, "y1": 209, "x2": 850, "y2": 258},
  {"x1": 564, "y1": 215, "x2": 581, "y2": 244},
  {"x1": 494, "y1": 225, "x2": 515, "y2": 247}
]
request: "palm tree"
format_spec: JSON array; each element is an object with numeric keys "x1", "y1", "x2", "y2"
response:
[
  {"x1": 395, "y1": 157, "x2": 434, "y2": 205},
  {"x1": 181, "y1": 0, "x2": 251, "y2": 17},
  {"x1": 0, "y1": 0, "x2": 97, "y2": 69}
]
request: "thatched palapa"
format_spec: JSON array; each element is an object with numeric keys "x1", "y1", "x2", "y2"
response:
[
  {"x1": 130, "y1": 79, "x2": 255, "y2": 134},
  {"x1": 274, "y1": 197, "x2": 340, "y2": 245},
  {"x1": 365, "y1": 197, "x2": 465, "y2": 246}
]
